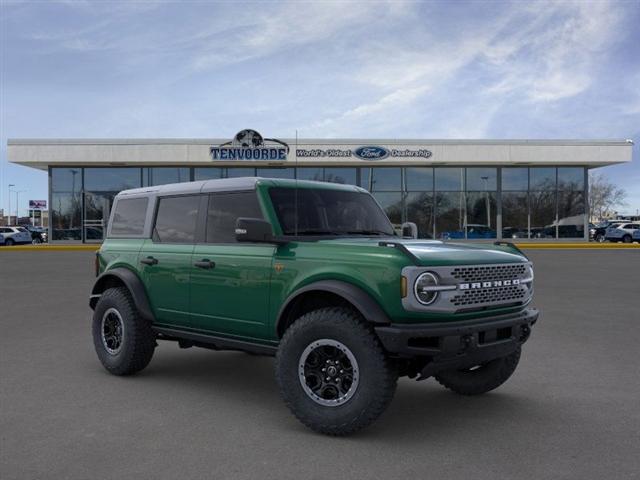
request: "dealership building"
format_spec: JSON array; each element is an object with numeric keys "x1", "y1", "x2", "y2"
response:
[{"x1": 7, "y1": 132, "x2": 633, "y2": 243}]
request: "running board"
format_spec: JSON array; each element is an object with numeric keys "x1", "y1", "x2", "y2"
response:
[{"x1": 152, "y1": 326, "x2": 278, "y2": 356}]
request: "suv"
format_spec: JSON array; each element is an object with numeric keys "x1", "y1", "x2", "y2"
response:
[
  {"x1": 90, "y1": 178, "x2": 538, "y2": 435},
  {"x1": 21, "y1": 225, "x2": 48, "y2": 244},
  {"x1": 605, "y1": 222, "x2": 640, "y2": 243},
  {"x1": 0, "y1": 226, "x2": 32, "y2": 246},
  {"x1": 591, "y1": 220, "x2": 625, "y2": 242}
]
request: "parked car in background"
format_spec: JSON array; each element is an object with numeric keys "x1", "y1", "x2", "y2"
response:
[
  {"x1": 21, "y1": 225, "x2": 48, "y2": 244},
  {"x1": 0, "y1": 226, "x2": 32, "y2": 246},
  {"x1": 591, "y1": 221, "x2": 626, "y2": 242},
  {"x1": 605, "y1": 223, "x2": 640, "y2": 243},
  {"x1": 440, "y1": 224, "x2": 496, "y2": 240}
]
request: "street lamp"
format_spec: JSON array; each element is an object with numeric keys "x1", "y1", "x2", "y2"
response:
[
  {"x1": 8, "y1": 184, "x2": 15, "y2": 225},
  {"x1": 15, "y1": 190, "x2": 26, "y2": 225}
]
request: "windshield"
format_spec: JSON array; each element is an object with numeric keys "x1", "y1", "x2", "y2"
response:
[{"x1": 268, "y1": 187, "x2": 396, "y2": 236}]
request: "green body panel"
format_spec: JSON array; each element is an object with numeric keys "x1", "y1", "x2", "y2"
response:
[
  {"x1": 190, "y1": 243, "x2": 275, "y2": 339},
  {"x1": 139, "y1": 239, "x2": 194, "y2": 326},
  {"x1": 97, "y1": 178, "x2": 531, "y2": 344}
]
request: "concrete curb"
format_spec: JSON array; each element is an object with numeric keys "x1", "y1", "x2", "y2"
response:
[{"x1": 1, "y1": 243, "x2": 639, "y2": 252}]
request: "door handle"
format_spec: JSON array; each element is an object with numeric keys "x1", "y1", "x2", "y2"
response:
[
  {"x1": 194, "y1": 259, "x2": 215, "y2": 269},
  {"x1": 140, "y1": 256, "x2": 158, "y2": 266}
]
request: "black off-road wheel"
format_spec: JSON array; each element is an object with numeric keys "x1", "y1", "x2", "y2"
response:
[
  {"x1": 275, "y1": 307, "x2": 397, "y2": 436},
  {"x1": 434, "y1": 347, "x2": 521, "y2": 396},
  {"x1": 92, "y1": 287, "x2": 155, "y2": 376}
]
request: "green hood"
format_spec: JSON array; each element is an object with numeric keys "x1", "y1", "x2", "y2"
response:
[{"x1": 320, "y1": 238, "x2": 527, "y2": 266}]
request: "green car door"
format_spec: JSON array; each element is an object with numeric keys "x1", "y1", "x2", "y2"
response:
[
  {"x1": 189, "y1": 191, "x2": 275, "y2": 340},
  {"x1": 139, "y1": 194, "x2": 201, "y2": 328}
]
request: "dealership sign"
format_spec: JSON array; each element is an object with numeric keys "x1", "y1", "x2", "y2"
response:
[
  {"x1": 29, "y1": 200, "x2": 47, "y2": 209},
  {"x1": 296, "y1": 146, "x2": 432, "y2": 160},
  {"x1": 211, "y1": 129, "x2": 289, "y2": 160}
]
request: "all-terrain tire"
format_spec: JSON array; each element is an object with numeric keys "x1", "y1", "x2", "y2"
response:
[
  {"x1": 434, "y1": 347, "x2": 521, "y2": 396},
  {"x1": 275, "y1": 307, "x2": 397, "y2": 436},
  {"x1": 92, "y1": 287, "x2": 155, "y2": 376}
]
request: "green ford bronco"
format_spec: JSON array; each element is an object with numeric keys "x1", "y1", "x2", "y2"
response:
[{"x1": 90, "y1": 177, "x2": 538, "y2": 435}]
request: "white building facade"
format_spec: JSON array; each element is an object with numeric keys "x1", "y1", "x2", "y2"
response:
[{"x1": 8, "y1": 132, "x2": 633, "y2": 243}]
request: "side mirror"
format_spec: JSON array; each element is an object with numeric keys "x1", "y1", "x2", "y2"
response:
[
  {"x1": 401, "y1": 222, "x2": 418, "y2": 239},
  {"x1": 235, "y1": 217, "x2": 279, "y2": 243}
]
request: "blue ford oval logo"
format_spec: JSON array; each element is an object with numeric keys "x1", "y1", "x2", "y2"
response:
[{"x1": 354, "y1": 146, "x2": 389, "y2": 160}]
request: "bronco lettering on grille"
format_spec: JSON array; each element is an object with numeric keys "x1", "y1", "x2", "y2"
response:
[{"x1": 458, "y1": 279, "x2": 520, "y2": 290}]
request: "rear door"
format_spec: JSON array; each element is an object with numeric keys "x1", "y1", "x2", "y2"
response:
[
  {"x1": 189, "y1": 191, "x2": 275, "y2": 339},
  {"x1": 139, "y1": 194, "x2": 202, "y2": 327}
]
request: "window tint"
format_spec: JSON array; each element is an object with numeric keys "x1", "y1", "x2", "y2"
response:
[
  {"x1": 110, "y1": 198, "x2": 148, "y2": 236},
  {"x1": 206, "y1": 192, "x2": 264, "y2": 243},
  {"x1": 153, "y1": 195, "x2": 200, "y2": 243}
]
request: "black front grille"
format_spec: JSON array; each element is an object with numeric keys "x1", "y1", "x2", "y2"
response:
[
  {"x1": 450, "y1": 284, "x2": 528, "y2": 307},
  {"x1": 451, "y1": 264, "x2": 527, "y2": 283}
]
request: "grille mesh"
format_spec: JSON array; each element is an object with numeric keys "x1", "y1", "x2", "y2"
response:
[
  {"x1": 451, "y1": 285, "x2": 528, "y2": 307},
  {"x1": 451, "y1": 264, "x2": 527, "y2": 283}
]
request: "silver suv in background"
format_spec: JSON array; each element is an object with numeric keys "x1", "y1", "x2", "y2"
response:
[
  {"x1": 0, "y1": 227, "x2": 32, "y2": 246},
  {"x1": 605, "y1": 223, "x2": 640, "y2": 243}
]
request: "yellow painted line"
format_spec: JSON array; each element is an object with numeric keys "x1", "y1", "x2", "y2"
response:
[
  {"x1": 515, "y1": 243, "x2": 640, "y2": 249},
  {"x1": 0, "y1": 245, "x2": 99, "y2": 251}
]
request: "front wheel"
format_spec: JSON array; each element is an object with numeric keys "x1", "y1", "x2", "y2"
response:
[
  {"x1": 595, "y1": 233, "x2": 605, "y2": 243},
  {"x1": 275, "y1": 307, "x2": 397, "y2": 436},
  {"x1": 92, "y1": 287, "x2": 155, "y2": 376},
  {"x1": 5, "y1": 238, "x2": 14, "y2": 246},
  {"x1": 32, "y1": 237, "x2": 42, "y2": 244},
  {"x1": 435, "y1": 347, "x2": 521, "y2": 395}
]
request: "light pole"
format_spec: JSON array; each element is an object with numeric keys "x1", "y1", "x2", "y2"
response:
[
  {"x1": 15, "y1": 190, "x2": 26, "y2": 225},
  {"x1": 8, "y1": 184, "x2": 15, "y2": 225}
]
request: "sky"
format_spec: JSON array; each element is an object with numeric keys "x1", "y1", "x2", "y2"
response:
[{"x1": 1, "y1": 0, "x2": 639, "y2": 217}]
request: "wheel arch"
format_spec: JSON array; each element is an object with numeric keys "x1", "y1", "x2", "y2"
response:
[
  {"x1": 90, "y1": 268, "x2": 155, "y2": 322},
  {"x1": 276, "y1": 280, "x2": 390, "y2": 338}
]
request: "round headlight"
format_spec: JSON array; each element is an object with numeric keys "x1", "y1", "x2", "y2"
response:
[{"x1": 414, "y1": 272, "x2": 439, "y2": 305}]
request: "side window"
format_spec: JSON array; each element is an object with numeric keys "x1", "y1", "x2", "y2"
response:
[
  {"x1": 110, "y1": 197, "x2": 148, "y2": 236},
  {"x1": 206, "y1": 191, "x2": 263, "y2": 243},
  {"x1": 153, "y1": 195, "x2": 200, "y2": 243}
]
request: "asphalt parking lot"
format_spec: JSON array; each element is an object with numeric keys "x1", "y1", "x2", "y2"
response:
[{"x1": 1, "y1": 249, "x2": 639, "y2": 480}]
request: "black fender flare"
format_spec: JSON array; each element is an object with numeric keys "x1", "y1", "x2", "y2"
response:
[
  {"x1": 89, "y1": 268, "x2": 155, "y2": 322},
  {"x1": 276, "y1": 280, "x2": 390, "y2": 336}
]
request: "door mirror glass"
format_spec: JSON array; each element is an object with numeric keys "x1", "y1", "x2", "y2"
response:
[
  {"x1": 235, "y1": 218, "x2": 275, "y2": 243},
  {"x1": 401, "y1": 222, "x2": 418, "y2": 239}
]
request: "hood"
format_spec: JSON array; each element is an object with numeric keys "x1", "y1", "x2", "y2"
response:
[{"x1": 320, "y1": 237, "x2": 527, "y2": 266}]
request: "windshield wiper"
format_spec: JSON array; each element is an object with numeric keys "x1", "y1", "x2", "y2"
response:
[
  {"x1": 286, "y1": 229, "x2": 345, "y2": 236},
  {"x1": 344, "y1": 230, "x2": 394, "y2": 236}
]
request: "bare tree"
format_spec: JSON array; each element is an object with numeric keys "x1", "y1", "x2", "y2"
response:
[{"x1": 589, "y1": 172, "x2": 627, "y2": 221}]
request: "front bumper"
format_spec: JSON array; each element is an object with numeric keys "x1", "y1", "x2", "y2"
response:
[{"x1": 375, "y1": 308, "x2": 538, "y2": 379}]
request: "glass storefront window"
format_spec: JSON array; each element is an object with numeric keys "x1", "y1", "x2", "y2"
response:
[
  {"x1": 558, "y1": 167, "x2": 584, "y2": 190},
  {"x1": 466, "y1": 168, "x2": 497, "y2": 191},
  {"x1": 226, "y1": 168, "x2": 256, "y2": 178},
  {"x1": 194, "y1": 168, "x2": 224, "y2": 181},
  {"x1": 557, "y1": 190, "x2": 585, "y2": 238},
  {"x1": 296, "y1": 168, "x2": 324, "y2": 181},
  {"x1": 361, "y1": 167, "x2": 401, "y2": 191},
  {"x1": 405, "y1": 192, "x2": 434, "y2": 238},
  {"x1": 502, "y1": 168, "x2": 528, "y2": 191},
  {"x1": 529, "y1": 168, "x2": 556, "y2": 191},
  {"x1": 372, "y1": 192, "x2": 402, "y2": 227},
  {"x1": 530, "y1": 190, "x2": 556, "y2": 238},
  {"x1": 501, "y1": 192, "x2": 528, "y2": 239},
  {"x1": 466, "y1": 192, "x2": 497, "y2": 238},
  {"x1": 405, "y1": 168, "x2": 433, "y2": 191},
  {"x1": 324, "y1": 168, "x2": 356, "y2": 185},
  {"x1": 435, "y1": 192, "x2": 465, "y2": 239},
  {"x1": 51, "y1": 168, "x2": 82, "y2": 193},
  {"x1": 143, "y1": 167, "x2": 189, "y2": 186},
  {"x1": 51, "y1": 192, "x2": 82, "y2": 240},
  {"x1": 84, "y1": 168, "x2": 141, "y2": 192},
  {"x1": 256, "y1": 168, "x2": 295, "y2": 179},
  {"x1": 435, "y1": 168, "x2": 463, "y2": 191}
]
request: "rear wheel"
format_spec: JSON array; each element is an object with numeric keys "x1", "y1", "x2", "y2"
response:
[
  {"x1": 622, "y1": 234, "x2": 632, "y2": 243},
  {"x1": 92, "y1": 287, "x2": 155, "y2": 375},
  {"x1": 434, "y1": 347, "x2": 521, "y2": 395},
  {"x1": 275, "y1": 307, "x2": 397, "y2": 436}
]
